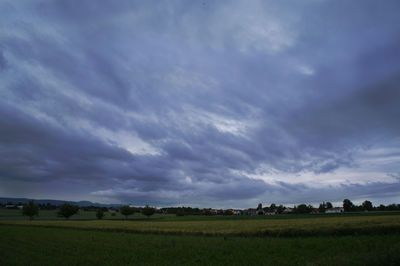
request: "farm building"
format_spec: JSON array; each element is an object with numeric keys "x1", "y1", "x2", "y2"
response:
[{"x1": 326, "y1": 207, "x2": 344, "y2": 213}]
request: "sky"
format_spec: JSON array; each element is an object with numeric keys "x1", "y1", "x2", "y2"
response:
[{"x1": 0, "y1": 0, "x2": 400, "y2": 208}]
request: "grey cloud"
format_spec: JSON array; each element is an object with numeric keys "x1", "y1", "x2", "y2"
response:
[
  {"x1": 1, "y1": 0, "x2": 400, "y2": 207},
  {"x1": 0, "y1": 50, "x2": 6, "y2": 70}
]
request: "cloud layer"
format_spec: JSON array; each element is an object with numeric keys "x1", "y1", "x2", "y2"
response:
[{"x1": 1, "y1": 0, "x2": 400, "y2": 207}]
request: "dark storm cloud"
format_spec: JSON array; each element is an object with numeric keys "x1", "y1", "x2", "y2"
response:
[
  {"x1": 1, "y1": 0, "x2": 400, "y2": 206},
  {"x1": 0, "y1": 102, "x2": 135, "y2": 183}
]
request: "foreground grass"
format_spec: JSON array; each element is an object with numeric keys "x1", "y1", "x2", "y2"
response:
[
  {"x1": 0, "y1": 225, "x2": 399, "y2": 265},
  {"x1": 1, "y1": 214, "x2": 400, "y2": 237}
]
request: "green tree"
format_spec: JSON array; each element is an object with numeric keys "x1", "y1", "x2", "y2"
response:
[
  {"x1": 120, "y1": 205, "x2": 134, "y2": 219},
  {"x1": 326, "y1": 202, "x2": 333, "y2": 209},
  {"x1": 318, "y1": 202, "x2": 326, "y2": 213},
  {"x1": 22, "y1": 200, "x2": 39, "y2": 220},
  {"x1": 176, "y1": 208, "x2": 185, "y2": 216},
  {"x1": 295, "y1": 204, "x2": 312, "y2": 214},
  {"x1": 57, "y1": 203, "x2": 79, "y2": 219},
  {"x1": 96, "y1": 208, "x2": 105, "y2": 219},
  {"x1": 276, "y1": 205, "x2": 285, "y2": 214},
  {"x1": 343, "y1": 199, "x2": 354, "y2": 212},
  {"x1": 362, "y1": 200, "x2": 373, "y2": 211},
  {"x1": 142, "y1": 205, "x2": 155, "y2": 218}
]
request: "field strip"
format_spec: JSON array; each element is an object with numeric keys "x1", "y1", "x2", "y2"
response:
[{"x1": 1, "y1": 215, "x2": 400, "y2": 237}]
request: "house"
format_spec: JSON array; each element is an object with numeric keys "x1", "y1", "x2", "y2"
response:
[
  {"x1": 244, "y1": 208, "x2": 257, "y2": 215},
  {"x1": 209, "y1": 209, "x2": 218, "y2": 215},
  {"x1": 282, "y1": 207, "x2": 294, "y2": 214},
  {"x1": 108, "y1": 208, "x2": 117, "y2": 214},
  {"x1": 326, "y1": 207, "x2": 344, "y2": 213},
  {"x1": 203, "y1": 208, "x2": 223, "y2": 215},
  {"x1": 245, "y1": 204, "x2": 265, "y2": 215},
  {"x1": 311, "y1": 208, "x2": 319, "y2": 214},
  {"x1": 232, "y1": 209, "x2": 242, "y2": 215},
  {"x1": 225, "y1": 209, "x2": 241, "y2": 215}
]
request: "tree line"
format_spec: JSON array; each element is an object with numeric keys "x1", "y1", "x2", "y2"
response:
[
  {"x1": 9, "y1": 199, "x2": 400, "y2": 220},
  {"x1": 18, "y1": 201, "x2": 157, "y2": 220}
]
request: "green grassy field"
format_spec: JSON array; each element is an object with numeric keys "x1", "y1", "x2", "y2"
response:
[
  {"x1": 1, "y1": 209, "x2": 400, "y2": 265},
  {"x1": 1, "y1": 214, "x2": 400, "y2": 237},
  {"x1": 0, "y1": 225, "x2": 399, "y2": 265}
]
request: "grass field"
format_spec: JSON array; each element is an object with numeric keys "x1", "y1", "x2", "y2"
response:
[
  {"x1": 1, "y1": 225, "x2": 400, "y2": 265},
  {"x1": 1, "y1": 214, "x2": 400, "y2": 237},
  {"x1": 1, "y1": 210, "x2": 400, "y2": 265}
]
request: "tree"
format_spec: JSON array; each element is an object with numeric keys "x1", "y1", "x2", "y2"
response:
[
  {"x1": 120, "y1": 205, "x2": 134, "y2": 219},
  {"x1": 295, "y1": 204, "x2": 312, "y2": 214},
  {"x1": 343, "y1": 199, "x2": 354, "y2": 212},
  {"x1": 57, "y1": 203, "x2": 79, "y2": 219},
  {"x1": 276, "y1": 205, "x2": 285, "y2": 214},
  {"x1": 142, "y1": 205, "x2": 155, "y2": 218},
  {"x1": 318, "y1": 202, "x2": 326, "y2": 213},
  {"x1": 96, "y1": 208, "x2": 105, "y2": 219},
  {"x1": 326, "y1": 202, "x2": 333, "y2": 209},
  {"x1": 176, "y1": 208, "x2": 185, "y2": 216},
  {"x1": 362, "y1": 200, "x2": 373, "y2": 211},
  {"x1": 22, "y1": 200, "x2": 39, "y2": 220}
]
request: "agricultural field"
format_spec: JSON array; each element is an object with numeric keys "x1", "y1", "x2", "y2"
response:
[
  {"x1": 1, "y1": 225, "x2": 400, "y2": 265},
  {"x1": 1, "y1": 214, "x2": 400, "y2": 237},
  {"x1": 1, "y1": 210, "x2": 400, "y2": 265}
]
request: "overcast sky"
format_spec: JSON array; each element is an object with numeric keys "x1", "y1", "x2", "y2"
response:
[{"x1": 1, "y1": 0, "x2": 400, "y2": 208}]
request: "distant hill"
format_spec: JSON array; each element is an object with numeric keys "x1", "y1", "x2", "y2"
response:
[{"x1": 0, "y1": 197, "x2": 121, "y2": 207}]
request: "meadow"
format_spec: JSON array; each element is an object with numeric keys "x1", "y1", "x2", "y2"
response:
[
  {"x1": 1, "y1": 209, "x2": 400, "y2": 265},
  {"x1": 1, "y1": 225, "x2": 400, "y2": 265},
  {"x1": 1, "y1": 214, "x2": 400, "y2": 237}
]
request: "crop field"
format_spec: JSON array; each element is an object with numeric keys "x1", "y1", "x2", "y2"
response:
[
  {"x1": 1, "y1": 213, "x2": 400, "y2": 237},
  {"x1": 1, "y1": 211, "x2": 400, "y2": 265},
  {"x1": 1, "y1": 225, "x2": 400, "y2": 265}
]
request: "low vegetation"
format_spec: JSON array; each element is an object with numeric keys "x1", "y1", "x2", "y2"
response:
[
  {"x1": 1, "y1": 225, "x2": 399, "y2": 265},
  {"x1": 1, "y1": 214, "x2": 399, "y2": 237},
  {"x1": 1, "y1": 209, "x2": 399, "y2": 265}
]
